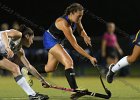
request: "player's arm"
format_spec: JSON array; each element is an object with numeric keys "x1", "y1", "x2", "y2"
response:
[
  {"x1": 57, "y1": 19, "x2": 97, "y2": 64},
  {"x1": 1, "y1": 29, "x2": 22, "y2": 51},
  {"x1": 1, "y1": 32, "x2": 11, "y2": 50},
  {"x1": 0, "y1": 29, "x2": 21, "y2": 58},
  {"x1": 17, "y1": 48, "x2": 50, "y2": 87},
  {"x1": 101, "y1": 39, "x2": 107, "y2": 57},
  {"x1": 115, "y1": 41, "x2": 123, "y2": 55},
  {"x1": 76, "y1": 21, "x2": 91, "y2": 46},
  {"x1": 7, "y1": 29, "x2": 22, "y2": 39}
]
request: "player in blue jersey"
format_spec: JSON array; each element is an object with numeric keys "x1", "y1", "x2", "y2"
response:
[{"x1": 42, "y1": 3, "x2": 97, "y2": 99}]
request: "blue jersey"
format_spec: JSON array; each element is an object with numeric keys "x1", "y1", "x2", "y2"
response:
[
  {"x1": 48, "y1": 15, "x2": 76, "y2": 41},
  {"x1": 43, "y1": 15, "x2": 77, "y2": 50}
]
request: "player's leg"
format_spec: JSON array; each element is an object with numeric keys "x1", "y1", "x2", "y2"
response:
[
  {"x1": 49, "y1": 44, "x2": 78, "y2": 89},
  {"x1": 44, "y1": 52, "x2": 59, "y2": 72},
  {"x1": 21, "y1": 52, "x2": 58, "y2": 87},
  {"x1": 106, "y1": 55, "x2": 118, "y2": 67},
  {"x1": 12, "y1": 55, "x2": 33, "y2": 86},
  {"x1": 106, "y1": 48, "x2": 119, "y2": 67},
  {"x1": 127, "y1": 45, "x2": 140, "y2": 63},
  {"x1": 101, "y1": 48, "x2": 118, "y2": 75},
  {"x1": 0, "y1": 58, "x2": 36, "y2": 96},
  {"x1": 0, "y1": 58, "x2": 49, "y2": 100},
  {"x1": 49, "y1": 44, "x2": 87, "y2": 99},
  {"x1": 112, "y1": 45, "x2": 140, "y2": 72},
  {"x1": 106, "y1": 45, "x2": 140, "y2": 83}
]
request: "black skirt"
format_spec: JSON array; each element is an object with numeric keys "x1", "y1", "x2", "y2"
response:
[{"x1": 106, "y1": 46, "x2": 118, "y2": 59}]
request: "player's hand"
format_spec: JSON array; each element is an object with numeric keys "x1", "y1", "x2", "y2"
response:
[
  {"x1": 41, "y1": 80, "x2": 51, "y2": 88},
  {"x1": 89, "y1": 57, "x2": 97, "y2": 65},
  {"x1": 6, "y1": 48, "x2": 14, "y2": 58},
  {"x1": 83, "y1": 36, "x2": 92, "y2": 46}
]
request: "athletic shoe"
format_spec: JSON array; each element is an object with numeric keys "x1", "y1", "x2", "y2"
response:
[
  {"x1": 29, "y1": 93, "x2": 49, "y2": 100},
  {"x1": 70, "y1": 89, "x2": 88, "y2": 100},
  {"x1": 106, "y1": 64, "x2": 115, "y2": 83},
  {"x1": 21, "y1": 67, "x2": 33, "y2": 86}
]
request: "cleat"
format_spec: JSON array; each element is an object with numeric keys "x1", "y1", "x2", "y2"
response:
[
  {"x1": 106, "y1": 64, "x2": 115, "y2": 83},
  {"x1": 29, "y1": 93, "x2": 49, "y2": 100}
]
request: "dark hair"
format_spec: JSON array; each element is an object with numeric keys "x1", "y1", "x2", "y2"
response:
[
  {"x1": 65, "y1": 3, "x2": 84, "y2": 15},
  {"x1": 19, "y1": 25, "x2": 34, "y2": 38}
]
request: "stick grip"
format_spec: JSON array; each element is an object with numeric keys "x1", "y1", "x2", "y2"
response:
[{"x1": 50, "y1": 85, "x2": 74, "y2": 92}]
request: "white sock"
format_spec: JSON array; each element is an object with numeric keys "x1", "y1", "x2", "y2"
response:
[
  {"x1": 16, "y1": 76, "x2": 36, "y2": 96},
  {"x1": 111, "y1": 56, "x2": 129, "y2": 73}
]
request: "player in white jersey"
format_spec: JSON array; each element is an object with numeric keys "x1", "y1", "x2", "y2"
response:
[{"x1": 0, "y1": 25, "x2": 49, "y2": 100}]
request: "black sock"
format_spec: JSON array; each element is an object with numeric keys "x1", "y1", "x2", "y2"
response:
[
  {"x1": 65, "y1": 68, "x2": 78, "y2": 89},
  {"x1": 14, "y1": 75, "x2": 23, "y2": 82}
]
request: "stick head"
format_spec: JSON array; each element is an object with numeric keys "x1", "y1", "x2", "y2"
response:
[{"x1": 105, "y1": 88, "x2": 112, "y2": 99}]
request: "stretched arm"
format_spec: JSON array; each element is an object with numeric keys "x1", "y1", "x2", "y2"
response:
[
  {"x1": 56, "y1": 19, "x2": 97, "y2": 64},
  {"x1": 17, "y1": 48, "x2": 50, "y2": 87},
  {"x1": 76, "y1": 22, "x2": 91, "y2": 46},
  {"x1": 76, "y1": 21, "x2": 87, "y2": 37}
]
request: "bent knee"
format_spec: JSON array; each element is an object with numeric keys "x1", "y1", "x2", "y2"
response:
[
  {"x1": 45, "y1": 65, "x2": 56, "y2": 72},
  {"x1": 12, "y1": 65, "x2": 20, "y2": 74},
  {"x1": 64, "y1": 59, "x2": 74, "y2": 69},
  {"x1": 127, "y1": 55, "x2": 138, "y2": 64}
]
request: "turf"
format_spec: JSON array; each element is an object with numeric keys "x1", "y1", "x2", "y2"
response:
[{"x1": 0, "y1": 76, "x2": 140, "y2": 100}]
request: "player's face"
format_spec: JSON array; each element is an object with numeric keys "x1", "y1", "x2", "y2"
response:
[
  {"x1": 71, "y1": 10, "x2": 84, "y2": 23},
  {"x1": 107, "y1": 23, "x2": 115, "y2": 33},
  {"x1": 23, "y1": 34, "x2": 34, "y2": 47}
]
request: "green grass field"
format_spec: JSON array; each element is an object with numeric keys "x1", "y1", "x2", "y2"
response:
[{"x1": 0, "y1": 76, "x2": 140, "y2": 100}]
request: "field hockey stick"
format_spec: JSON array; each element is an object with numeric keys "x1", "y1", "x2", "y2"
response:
[
  {"x1": 88, "y1": 45, "x2": 111, "y2": 99},
  {"x1": 42, "y1": 77, "x2": 111, "y2": 99},
  {"x1": 93, "y1": 64, "x2": 111, "y2": 98},
  {"x1": 49, "y1": 85, "x2": 111, "y2": 99}
]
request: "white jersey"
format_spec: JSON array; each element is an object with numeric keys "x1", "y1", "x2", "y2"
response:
[{"x1": 0, "y1": 30, "x2": 22, "y2": 55}]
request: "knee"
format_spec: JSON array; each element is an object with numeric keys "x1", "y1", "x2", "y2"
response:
[
  {"x1": 64, "y1": 59, "x2": 74, "y2": 69},
  {"x1": 45, "y1": 65, "x2": 56, "y2": 72},
  {"x1": 127, "y1": 55, "x2": 137, "y2": 64},
  {"x1": 12, "y1": 65, "x2": 20, "y2": 74}
]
